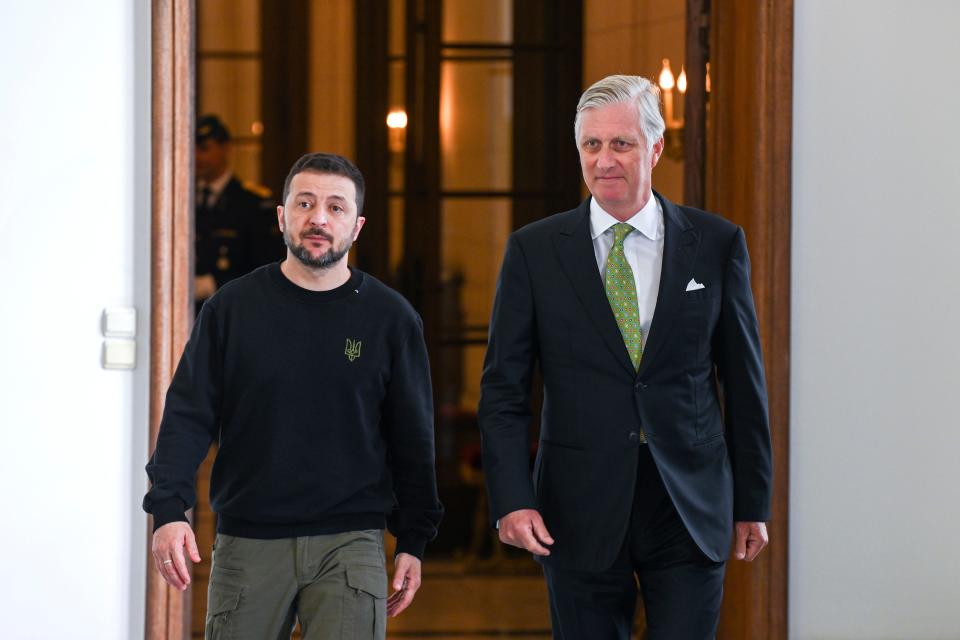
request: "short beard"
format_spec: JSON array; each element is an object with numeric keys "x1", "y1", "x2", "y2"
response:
[{"x1": 284, "y1": 227, "x2": 354, "y2": 270}]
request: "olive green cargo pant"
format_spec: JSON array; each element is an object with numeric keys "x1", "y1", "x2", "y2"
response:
[{"x1": 204, "y1": 530, "x2": 387, "y2": 640}]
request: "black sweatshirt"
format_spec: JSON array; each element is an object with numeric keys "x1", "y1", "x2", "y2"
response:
[{"x1": 143, "y1": 263, "x2": 443, "y2": 559}]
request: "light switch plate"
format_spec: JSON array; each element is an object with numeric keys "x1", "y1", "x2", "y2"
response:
[
  {"x1": 102, "y1": 339, "x2": 136, "y2": 370},
  {"x1": 102, "y1": 307, "x2": 137, "y2": 338}
]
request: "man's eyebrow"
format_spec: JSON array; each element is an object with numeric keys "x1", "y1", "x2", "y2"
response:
[
  {"x1": 294, "y1": 190, "x2": 316, "y2": 199},
  {"x1": 327, "y1": 193, "x2": 350, "y2": 207}
]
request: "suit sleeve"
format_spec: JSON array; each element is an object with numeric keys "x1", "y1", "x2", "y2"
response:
[
  {"x1": 383, "y1": 316, "x2": 444, "y2": 560},
  {"x1": 478, "y1": 234, "x2": 539, "y2": 522},
  {"x1": 716, "y1": 227, "x2": 773, "y2": 522},
  {"x1": 142, "y1": 302, "x2": 222, "y2": 530}
]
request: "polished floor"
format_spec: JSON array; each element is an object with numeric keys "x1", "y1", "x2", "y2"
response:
[
  {"x1": 384, "y1": 557, "x2": 647, "y2": 639},
  {"x1": 386, "y1": 558, "x2": 553, "y2": 639}
]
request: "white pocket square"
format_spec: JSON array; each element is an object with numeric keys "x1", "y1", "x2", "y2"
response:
[{"x1": 685, "y1": 278, "x2": 705, "y2": 292}]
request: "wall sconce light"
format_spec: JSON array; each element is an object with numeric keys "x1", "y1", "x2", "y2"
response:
[
  {"x1": 659, "y1": 58, "x2": 686, "y2": 161},
  {"x1": 387, "y1": 109, "x2": 407, "y2": 153},
  {"x1": 658, "y1": 59, "x2": 711, "y2": 162}
]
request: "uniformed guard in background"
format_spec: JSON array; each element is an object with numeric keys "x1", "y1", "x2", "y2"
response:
[{"x1": 194, "y1": 114, "x2": 284, "y2": 310}]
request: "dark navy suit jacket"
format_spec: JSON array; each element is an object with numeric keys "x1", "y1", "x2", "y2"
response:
[{"x1": 478, "y1": 192, "x2": 772, "y2": 571}]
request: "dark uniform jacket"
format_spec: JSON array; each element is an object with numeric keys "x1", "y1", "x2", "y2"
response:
[{"x1": 196, "y1": 177, "x2": 284, "y2": 288}]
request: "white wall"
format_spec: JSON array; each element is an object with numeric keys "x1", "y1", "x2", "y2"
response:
[
  {"x1": 0, "y1": 2, "x2": 151, "y2": 638},
  {"x1": 792, "y1": 2, "x2": 960, "y2": 638}
]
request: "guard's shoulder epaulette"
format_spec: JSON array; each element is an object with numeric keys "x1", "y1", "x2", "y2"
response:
[{"x1": 242, "y1": 181, "x2": 272, "y2": 199}]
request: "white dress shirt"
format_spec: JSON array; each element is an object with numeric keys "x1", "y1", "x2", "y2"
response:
[
  {"x1": 197, "y1": 170, "x2": 233, "y2": 209},
  {"x1": 589, "y1": 195, "x2": 665, "y2": 343}
]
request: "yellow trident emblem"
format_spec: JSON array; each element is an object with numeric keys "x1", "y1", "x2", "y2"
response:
[{"x1": 344, "y1": 338, "x2": 362, "y2": 362}]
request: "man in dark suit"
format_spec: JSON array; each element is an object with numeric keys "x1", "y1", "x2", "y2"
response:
[
  {"x1": 195, "y1": 114, "x2": 284, "y2": 310},
  {"x1": 478, "y1": 75, "x2": 773, "y2": 639}
]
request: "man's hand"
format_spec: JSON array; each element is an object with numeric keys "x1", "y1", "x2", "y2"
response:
[
  {"x1": 498, "y1": 509, "x2": 554, "y2": 556},
  {"x1": 387, "y1": 552, "x2": 421, "y2": 617},
  {"x1": 152, "y1": 522, "x2": 201, "y2": 591},
  {"x1": 734, "y1": 521, "x2": 768, "y2": 562}
]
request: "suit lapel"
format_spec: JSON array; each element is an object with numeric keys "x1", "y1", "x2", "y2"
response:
[
  {"x1": 554, "y1": 199, "x2": 637, "y2": 376},
  {"x1": 637, "y1": 192, "x2": 700, "y2": 377}
]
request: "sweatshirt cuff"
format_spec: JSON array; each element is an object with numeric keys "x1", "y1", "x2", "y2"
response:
[
  {"x1": 150, "y1": 498, "x2": 189, "y2": 532},
  {"x1": 395, "y1": 534, "x2": 428, "y2": 561}
]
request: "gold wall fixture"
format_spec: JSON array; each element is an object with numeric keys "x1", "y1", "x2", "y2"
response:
[
  {"x1": 658, "y1": 57, "x2": 710, "y2": 162},
  {"x1": 658, "y1": 57, "x2": 683, "y2": 160}
]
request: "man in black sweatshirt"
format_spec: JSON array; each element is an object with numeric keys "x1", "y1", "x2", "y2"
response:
[{"x1": 144, "y1": 152, "x2": 442, "y2": 639}]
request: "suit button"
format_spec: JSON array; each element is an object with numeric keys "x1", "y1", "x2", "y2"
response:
[
  {"x1": 628, "y1": 431, "x2": 640, "y2": 443},
  {"x1": 634, "y1": 381, "x2": 647, "y2": 390}
]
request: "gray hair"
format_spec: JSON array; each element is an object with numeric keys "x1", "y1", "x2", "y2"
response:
[{"x1": 574, "y1": 75, "x2": 665, "y2": 151}]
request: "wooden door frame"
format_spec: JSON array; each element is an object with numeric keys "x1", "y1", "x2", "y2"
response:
[
  {"x1": 146, "y1": 1, "x2": 793, "y2": 637},
  {"x1": 147, "y1": 1, "x2": 194, "y2": 638},
  {"x1": 710, "y1": 1, "x2": 792, "y2": 638}
]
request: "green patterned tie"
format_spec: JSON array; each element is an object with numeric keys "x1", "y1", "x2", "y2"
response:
[
  {"x1": 605, "y1": 223, "x2": 644, "y2": 370},
  {"x1": 605, "y1": 223, "x2": 646, "y2": 443}
]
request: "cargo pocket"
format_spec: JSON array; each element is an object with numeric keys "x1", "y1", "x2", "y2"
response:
[
  {"x1": 341, "y1": 564, "x2": 387, "y2": 639},
  {"x1": 204, "y1": 586, "x2": 242, "y2": 639}
]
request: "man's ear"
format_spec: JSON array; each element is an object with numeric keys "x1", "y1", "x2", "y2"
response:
[
  {"x1": 276, "y1": 205, "x2": 285, "y2": 232},
  {"x1": 353, "y1": 216, "x2": 367, "y2": 240},
  {"x1": 651, "y1": 136, "x2": 665, "y2": 167}
]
